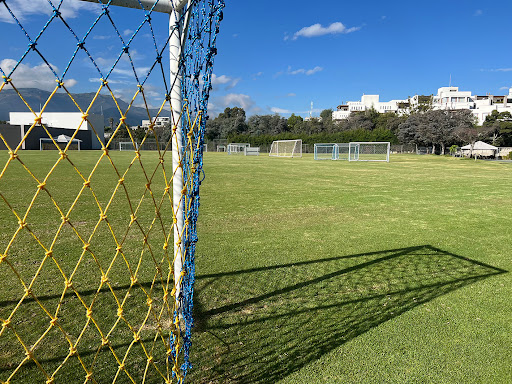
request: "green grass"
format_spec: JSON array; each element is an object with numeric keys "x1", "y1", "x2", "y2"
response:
[
  {"x1": 190, "y1": 153, "x2": 511, "y2": 384},
  {"x1": 0, "y1": 151, "x2": 174, "y2": 383},
  {"x1": 0, "y1": 151, "x2": 511, "y2": 383}
]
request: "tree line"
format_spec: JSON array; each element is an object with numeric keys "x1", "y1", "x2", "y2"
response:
[{"x1": 205, "y1": 106, "x2": 512, "y2": 154}]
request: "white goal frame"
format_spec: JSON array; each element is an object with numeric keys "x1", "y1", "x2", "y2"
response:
[
  {"x1": 313, "y1": 143, "x2": 350, "y2": 161},
  {"x1": 119, "y1": 141, "x2": 139, "y2": 151},
  {"x1": 227, "y1": 143, "x2": 250, "y2": 155},
  {"x1": 269, "y1": 139, "x2": 302, "y2": 158},
  {"x1": 348, "y1": 142, "x2": 390, "y2": 162}
]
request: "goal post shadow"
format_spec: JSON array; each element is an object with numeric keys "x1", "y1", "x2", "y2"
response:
[{"x1": 190, "y1": 245, "x2": 506, "y2": 383}]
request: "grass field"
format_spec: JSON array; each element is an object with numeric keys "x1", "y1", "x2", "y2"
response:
[{"x1": 1, "y1": 151, "x2": 511, "y2": 383}]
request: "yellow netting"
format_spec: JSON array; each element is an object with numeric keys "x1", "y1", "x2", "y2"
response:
[
  {"x1": 0, "y1": 1, "x2": 224, "y2": 382},
  {"x1": 0, "y1": 81, "x2": 194, "y2": 384}
]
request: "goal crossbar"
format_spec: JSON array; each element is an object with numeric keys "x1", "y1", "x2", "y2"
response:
[{"x1": 78, "y1": 0, "x2": 188, "y2": 13}]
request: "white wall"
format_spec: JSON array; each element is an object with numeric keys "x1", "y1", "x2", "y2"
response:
[{"x1": 9, "y1": 112, "x2": 105, "y2": 149}]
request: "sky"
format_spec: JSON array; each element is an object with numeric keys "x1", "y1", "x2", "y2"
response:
[{"x1": 1, "y1": 0, "x2": 512, "y2": 119}]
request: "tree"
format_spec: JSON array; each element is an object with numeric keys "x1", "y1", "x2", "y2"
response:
[
  {"x1": 398, "y1": 109, "x2": 475, "y2": 154},
  {"x1": 452, "y1": 111, "x2": 489, "y2": 157},
  {"x1": 419, "y1": 110, "x2": 457, "y2": 155},
  {"x1": 483, "y1": 110, "x2": 512, "y2": 146},
  {"x1": 247, "y1": 114, "x2": 288, "y2": 136},
  {"x1": 153, "y1": 123, "x2": 171, "y2": 144},
  {"x1": 342, "y1": 112, "x2": 374, "y2": 131},
  {"x1": 397, "y1": 114, "x2": 426, "y2": 149},
  {"x1": 319, "y1": 109, "x2": 335, "y2": 132},
  {"x1": 287, "y1": 113, "x2": 303, "y2": 131},
  {"x1": 206, "y1": 107, "x2": 248, "y2": 139}
]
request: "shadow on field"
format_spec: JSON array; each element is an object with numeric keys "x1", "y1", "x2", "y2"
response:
[{"x1": 189, "y1": 245, "x2": 506, "y2": 384}]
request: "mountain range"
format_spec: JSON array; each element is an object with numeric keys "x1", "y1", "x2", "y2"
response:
[{"x1": 0, "y1": 88, "x2": 167, "y2": 127}]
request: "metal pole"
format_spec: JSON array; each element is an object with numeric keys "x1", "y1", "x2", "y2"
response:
[
  {"x1": 169, "y1": 5, "x2": 184, "y2": 315},
  {"x1": 78, "y1": 0, "x2": 188, "y2": 13}
]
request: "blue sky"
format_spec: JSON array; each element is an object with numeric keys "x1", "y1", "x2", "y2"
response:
[
  {"x1": 1, "y1": 0, "x2": 512, "y2": 118},
  {"x1": 212, "y1": 0, "x2": 512, "y2": 117}
]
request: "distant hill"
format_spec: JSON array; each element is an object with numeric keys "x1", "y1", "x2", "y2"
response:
[{"x1": 0, "y1": 88, "x2": 168, "y2": 127}]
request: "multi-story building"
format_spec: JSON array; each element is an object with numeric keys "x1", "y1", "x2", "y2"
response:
[
  {"x1": 332, "y1": 94, "x2": 408, "y2": 120},
  {"x1": 332, "y1": 87, "x2": 512, "y2": 125},
  {"x1": 141, "y1": 116, "x2": 170, "y2": 129}
]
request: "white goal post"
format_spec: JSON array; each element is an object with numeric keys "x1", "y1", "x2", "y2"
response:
[
  {"x1": 269, "y1": 139, "x2": 302, "y2": 158},
  {"x1": 227, "y1": 143, "x2": 250, "y2": 155},
  {"x1": 119, "y1": 141, "x2": 139, "y2": 151},
  {"x1": 349, "y1": 142, "x2": 390, "y2": 162},
  {"x1": 314, "y1": 143, "x2": 350, "y2": 160}
]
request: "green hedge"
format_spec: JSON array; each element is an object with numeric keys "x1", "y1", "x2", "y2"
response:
[{"x1": 227, "y1": 128, "x2": 398, "y2": 147}]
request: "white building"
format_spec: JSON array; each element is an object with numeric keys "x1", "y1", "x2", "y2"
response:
[
  {"x1": 141, "y1": 116, "x2": 170, "y2": 129},
  {"x1": 332, "y1": 87, "x2": 512, "y2": 125},
  {"x1": 332, "y1": 94, "x2": 409, "y2": 120},
  {"x1": 9, "y1": 112, "x2": 105, "y2": 149}
]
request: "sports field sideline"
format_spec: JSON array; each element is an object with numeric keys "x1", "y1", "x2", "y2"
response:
[{"x1": 0, "y1": 151, "x2": 511, "y2": 383}]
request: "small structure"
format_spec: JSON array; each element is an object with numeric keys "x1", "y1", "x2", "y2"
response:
[
  {"x1": 460, "y1": 141, "x2": 498, "y2": 158},
  {"x1": 40, "y1": 134, "x2": 82, "y2": 150},
  {"x1": 244, "y1": 147, "x2": 260, "y2": 156}
]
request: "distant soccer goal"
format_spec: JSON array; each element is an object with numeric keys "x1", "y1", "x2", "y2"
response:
[
  {"x1": 314, "y1": 143, "x2": 350, "y2": 160},
  {"x1": 244, "y1": 147, "x2": 260, "y2": 156},
  {"x1": 349, "y1": 142, "x2": 390, "y2": 162},
  {"x1": 227, "y1": 143, "x2": 250, "y2": 155},
  {"x1": 314, "y1": 143, "x2": 336, "y2": 160},
  {"x1": 119, "y1": 141, "x2": 139, "y2": 151},
  {"x1": 269, "y1": 139, "x2": 302, "y2": 158}
]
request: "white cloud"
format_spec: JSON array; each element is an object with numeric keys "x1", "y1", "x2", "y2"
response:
[
  {"x1": 474, "y1": 9, "x2": 483, "y2": 16},
  {"x1": 211, "y1": 74, "x2": 241, "y2": 89},
  {"x1": 220, "y1": 93, "x2": 255, "y2": 110},
  {"x1": 287, "y1": 93, "x2": 296, "y2": 97},
  {"x1": 89, "y1": 77, "x2": 125, "y2": 84},
  {"x1": 0, "y1": 0, "x2": 98, "y2": 23},
  {"x1": 499, "y1": 86, "x2": 511, "y2": 90},
  {"x1": 287, "y1": 66, "x2": 323, "y2": 76},
  {"x1": 208, "y1": 93, "x2": 261, "y2": 116},
  {"x1": 93, "y1": 35, "x2": 112, "y2": 40},
  {"x1": 271, "y1": 107, "x2": 291, "y2": 114},
  {"x1": 112, "y1": 66, "x2": 150, "y2": 77},
  {"x1": 0, "y1": 59, "x2": 77, "y2": 91},
  {"x1": 291, "y1": 22, "x2": 361, "y2": 40},
  {"x1": 124, "y1": 29, "x2": 134, "y2": 37},
  {"x1": 484, "y1": 68, "x2": 512, "y2": 72}
]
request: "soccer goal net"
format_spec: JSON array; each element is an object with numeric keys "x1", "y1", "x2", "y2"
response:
[
  {"x1": 314, "y1": 143, "x2": 336, "y2": 160},
  {"x1": 119, "y1": 141, "x2": 139, "y2": 151},
  {"x1": 227, "y1": 143, "x2": 250, "y2": 154},
  {"x1": 0, "y1": 0, "x2": 225, "y2": 383},
  {"x1": 269, "y1": 139, "x2": 302, "y2": 158},
  {"x1": 349, "y1": 142, "x2": 391, "y2": 162},
  {"x1": 314, "y1": 143, "x2": 350, "y2": 160}
]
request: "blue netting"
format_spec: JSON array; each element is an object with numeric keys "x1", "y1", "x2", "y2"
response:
[{"x1": 173, "y1": 0, "x2": 225, "y2": 377}]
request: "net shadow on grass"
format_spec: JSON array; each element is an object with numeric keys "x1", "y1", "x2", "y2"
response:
[{"x1": 190, "y1": 245, "x2": 507, "y2": 384}]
